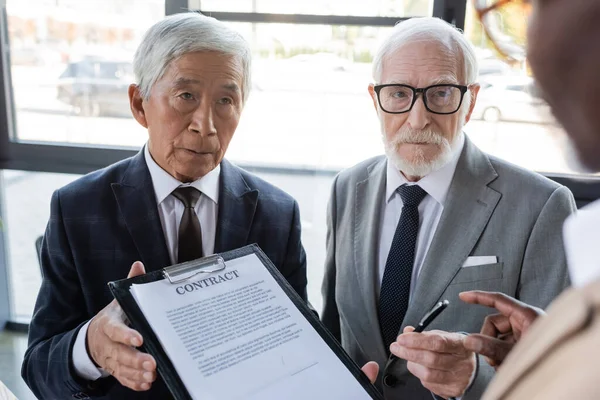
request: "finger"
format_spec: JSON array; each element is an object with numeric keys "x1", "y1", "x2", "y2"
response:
[
  {"x1": 119, "y1": 376, "x2": 152, "y2": 392},
  {"x1": 459, "y1": 291, "x2": 531, "y2": 318},
  {"x1": 422, "y1": 382, "x2": 459, "y2": 400},
  {"x1": 480, "y1": 313, "x2": 513, "y2": 337},
  {"x1": 113, "y1": 343, "x2": 156, "y2": 371},
  {"x1": 463, "y1": 333, "x2": 514, "y2": 365},
  {"x1": 390, "y1": 345, "x2": 459, "y2": 371},
  {"x1": 396, "y1": 332, "x2": 468, "y2": 355},
  {"x1": 361, "y1": 361, "x2": 379, "y2": 384},
  {"x1": 128, "y1": 261, "x2": 146, "y2": 279},
  {"x1": 396, "y1": 326, "x2": 415, "y2": 342},
  {"x1": 407, "y1": 362, "x2": 468, "y2": 399},
  {"x1": 103, "y1": 315, "x2": 143, "y2": 347},
  {"x1": 518, "y1": 308, "x2": 544, "y2": 335},
  {"x1": 460, "y1": 291, "x2": 543, "y2": 333},
  {"x1": 406, "y1": 361, "x2": 449, "y2": 384},
  {"x1": 103, "y1": 344, "x2": 152, "y2": 375},
  {"x1": 115, "y1": 364, "x2": 157, "y2": 384}
]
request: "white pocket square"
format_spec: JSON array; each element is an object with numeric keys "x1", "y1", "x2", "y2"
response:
[{"x1": 462, "y1": 256, "x2": 498, "y2": 268}]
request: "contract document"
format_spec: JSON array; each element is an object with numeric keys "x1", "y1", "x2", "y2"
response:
[{"x1": 109, "y1": 245, "x2": 381, "y2": 400}]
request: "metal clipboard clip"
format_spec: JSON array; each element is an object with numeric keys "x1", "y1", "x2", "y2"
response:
[{"x1": 162, "y1": 254, "x2": 226, "y2": 285}]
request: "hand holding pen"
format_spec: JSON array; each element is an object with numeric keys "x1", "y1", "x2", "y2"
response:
[
  {"x1": 386, "y1": 300, "x2": 476, "y2": 399},
  {"x1": 388, "y1": 300, "x2": 449, "y2": 369}
]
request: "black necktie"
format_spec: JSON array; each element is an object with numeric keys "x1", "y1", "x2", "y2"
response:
[
  {"x1": 379, "y1": 184, "x2": 428, "y2": 351},
  {"x1": 172, "y1": 187, "x2": 203, "y2": 263}
]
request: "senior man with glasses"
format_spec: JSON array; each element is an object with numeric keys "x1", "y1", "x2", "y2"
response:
[{"x1": 321, "y1": 17, "x2": 575, "y2": 400}]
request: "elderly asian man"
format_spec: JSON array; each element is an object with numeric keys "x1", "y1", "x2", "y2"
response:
[
  {"x1": 321, "y1": 17, "x2": 575, "y2": 400},
  {"x1": 22, "y1": 13, "x2": 307, "y2": 399}
]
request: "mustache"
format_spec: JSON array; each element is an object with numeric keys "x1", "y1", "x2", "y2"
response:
[{"x1": 388, "y1": 127, "x2": 448, "y2": 147}]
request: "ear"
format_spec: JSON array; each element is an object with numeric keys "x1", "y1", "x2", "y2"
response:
[
  {"x1": 464, "y1": 83, "x2": 481, "y2": 124},
  {"x1": 368, "y1": 83, "x2": 379, "y2": 113},
  {"x1": 129, "y1": 84, "x2": 148, "y2": 128}
]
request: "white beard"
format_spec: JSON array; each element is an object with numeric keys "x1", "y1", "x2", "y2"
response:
[{"x1": 382, "y1": 126, "x2": 460, "y2": 178}]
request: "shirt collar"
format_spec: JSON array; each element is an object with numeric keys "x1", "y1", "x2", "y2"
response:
[
  {"x1": 386, "y1": 132, "x2": 465, "y2": 205},
  {"x1": 144, "y1": 144, "x2": 220, "y2": 206}
]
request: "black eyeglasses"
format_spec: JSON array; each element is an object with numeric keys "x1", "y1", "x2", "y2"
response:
[{"x1": 373, "y1": 84, "x2": 469, "y2": 115}]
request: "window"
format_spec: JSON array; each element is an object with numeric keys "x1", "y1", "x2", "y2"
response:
[
  {"x1": 2, "y1": 170, "x2": 81, "y2": 319},
  {"x1": 2, "y1": 0, "x2": 166, "y2": 322},
  {"x1": 6, "y1": 0, "x2": 164, "y2": 147},
  {"x1": 223, "y1": 22, "x2": 391, "y2": 170}
]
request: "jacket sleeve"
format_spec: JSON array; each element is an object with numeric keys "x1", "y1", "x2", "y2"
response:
[
  {"x1": 517, "y1": 185, "x2": 575, "y2": 307},
  {"x1": 321, "y1": 175, "x2": 342, "y2": 340},
  {"x1": 21, "y1": 190, "x2": 113, "y2": 399}
]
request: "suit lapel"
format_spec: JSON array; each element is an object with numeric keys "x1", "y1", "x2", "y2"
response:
[
  {"x1": 214, "y1": 159, "x2": 258, "y2": 253},
  {"x1": 403, "y1": 138, "x2": 501, "y2": 328},
  {"x1": 354, "y1": 157, "x2": 388, "y2": 361},
  {"x1": 111, "y1": 150, "x2": 170, "y2": 272}
]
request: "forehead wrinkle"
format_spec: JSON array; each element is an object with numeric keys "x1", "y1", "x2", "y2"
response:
[
  {"x1": 170, "y1": 73, "x2": 240, "y2": 92},
  {"x1": 382, "y1": 39, "x2": 462, "y2": 82},
  {"x1": 382, "y1": 55, "x2": 459, "y2": 86},
  {"x1": 384, "y1": 54, "x2": 457, "y2": 71},
  {"x1": 173, "y1": 76, "x2": 201, "y2": 86},
  {"x1": 382, "y1": 62, "x2": 457, "y2": 84}
]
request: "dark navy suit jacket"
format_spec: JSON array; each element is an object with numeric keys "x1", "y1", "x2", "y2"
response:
[{"x1": 22, "y1": 151, "x2": 308, "y2": 399}]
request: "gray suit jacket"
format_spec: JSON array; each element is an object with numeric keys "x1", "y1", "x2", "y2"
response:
[{"x1": 321, "y1": 137, "x2": 575, "y2": 400}]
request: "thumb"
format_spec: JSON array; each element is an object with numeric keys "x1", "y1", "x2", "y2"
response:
[
  {"x1": 403, "y1": 326, "x2": 416, "y2": 333},
  {"x1": 361, "y1": 361, "x2": 379, "y2": 384},
  {"x1": 127, "y1": 261, "x2": 146, "y2": 279},
  {"x1": 464, "y1": 333, "x2": 514, "y2": 367}
]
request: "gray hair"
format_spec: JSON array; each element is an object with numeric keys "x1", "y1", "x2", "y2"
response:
[
  {"x1": 373, "y1": 17, "x2": 478, "y2": 84},
  {"x1": 133, "y1": 12, "x2": 252, "y2": 103}
]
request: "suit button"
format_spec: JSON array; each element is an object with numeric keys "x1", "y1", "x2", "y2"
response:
[{"x1": 383, "y1": 374, "x2": 398, "y2": 388}]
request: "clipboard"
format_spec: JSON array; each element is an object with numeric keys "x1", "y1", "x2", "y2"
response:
[{"x1": 109, "y1": 244, "x2": 383, "y2": 400}]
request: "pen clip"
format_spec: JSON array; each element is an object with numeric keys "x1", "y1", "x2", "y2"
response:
[{"x1": 417, "y1": 300, "x2": 450, "y2": 327}]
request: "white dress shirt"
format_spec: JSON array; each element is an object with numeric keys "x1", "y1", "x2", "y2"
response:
[
  {"x1": 72, "y1": 145, "x2": 221, "y2": 380},
  {"x1": 377, "y1": 133, "x2": 465, "y2": 297},
  {"x1": 563, "y1": 199, "x2": 600, "y2": 288}
]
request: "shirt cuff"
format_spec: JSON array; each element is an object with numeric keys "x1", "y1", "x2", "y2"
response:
[{"x1": 72, "y1": 320, "x2": 110, "y2": 381}]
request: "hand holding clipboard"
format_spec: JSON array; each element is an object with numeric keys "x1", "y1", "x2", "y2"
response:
[
  {"x1": 86, "y1": 261, "x2": 158, "y2": 392},
  {"x1": 109, "y1": 245, "x2": 383, "y2": 400}
]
